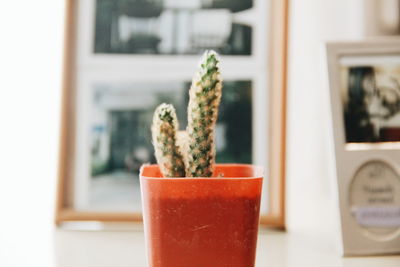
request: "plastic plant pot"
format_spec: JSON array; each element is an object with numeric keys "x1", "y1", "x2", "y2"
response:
[{"x1": 140, "y1": 164, "x2": 263, "y2": 267}]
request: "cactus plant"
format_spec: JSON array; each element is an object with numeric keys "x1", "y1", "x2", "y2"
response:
[
  {"x1": 151, "y1": 50, "x2": 222, "y2": 177},
  {"x1": 185, "y1": 50, "x2": 222, "y2": 177},
  {"x1": 151, "y1": 103, "x2": 186, "y2": 177}
]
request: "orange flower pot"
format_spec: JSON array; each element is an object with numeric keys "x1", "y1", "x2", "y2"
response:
[{"x1": 140, "y1": 164, "x2": 263, "y2": 267}]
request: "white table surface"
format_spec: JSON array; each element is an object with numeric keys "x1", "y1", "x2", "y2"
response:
[{"x1": 2, "y1": 226, "x2": 393, "y2": 267}]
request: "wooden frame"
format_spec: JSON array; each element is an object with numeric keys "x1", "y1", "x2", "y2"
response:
[
  {"x1": 55, "y1": 0, "x2": 289, "y2": 228},
  {"x1": 261, "y1": 0, "x2": 289, "y2": 229}
]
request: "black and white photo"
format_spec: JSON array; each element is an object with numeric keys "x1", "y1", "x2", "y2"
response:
[
  {"x1": 341, "y1": 61, "x2": 400, "y2": 142},
  {"x1": 94, "y1": 0, "x2": 253, "y2": 55}
]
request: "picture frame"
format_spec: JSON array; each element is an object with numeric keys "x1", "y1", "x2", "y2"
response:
[
  {"x1": 326, "y1": 39, "x2": 400, "y2": 255},
  {"x1": 55, "y1": 0, "x2": 289, "y2": 228}
]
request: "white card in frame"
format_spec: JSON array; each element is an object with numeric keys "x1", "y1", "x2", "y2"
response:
[{"x1": 327, "y1": 39, "x2": 400, "y2": 256}]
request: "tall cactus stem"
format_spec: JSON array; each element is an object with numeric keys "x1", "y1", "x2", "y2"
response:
[{"x1": 185, "y1": 50, "x2": 223, "y2": 177}]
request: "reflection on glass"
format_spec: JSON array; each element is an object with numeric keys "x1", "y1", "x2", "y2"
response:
[{"x1": 89, "y1": 80, "x2": 252, "y2": 211}]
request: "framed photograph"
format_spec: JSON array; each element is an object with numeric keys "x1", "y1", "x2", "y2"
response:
[
  {"x1": 56, "y1": 0, "x2": 289, "y2": 228},
  {"x1": 327, "y1": 39, "x2": 400, "y2": 255}
]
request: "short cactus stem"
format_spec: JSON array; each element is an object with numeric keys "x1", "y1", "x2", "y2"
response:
[
  {"x1": 185, "y1": 50, "x2": 222, "y2": 177},
  {"x1": 151, "y1": 104, "x2": 186, "y2": 177}
]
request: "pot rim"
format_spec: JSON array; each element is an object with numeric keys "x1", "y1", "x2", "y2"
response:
[{"x1": 140, "y1": 163, "x2": 264, "y2": 180}]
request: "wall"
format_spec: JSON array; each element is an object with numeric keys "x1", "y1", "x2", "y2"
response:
[
  {"x1": 286, "y1": 0, "x2": 400, "y2": 244},
  {"x1": 0, "y1": 1, "x2": 64, "y2": 264},
  {"x1": 286, "y1": 0, "x2": 364, "y2": 238}
]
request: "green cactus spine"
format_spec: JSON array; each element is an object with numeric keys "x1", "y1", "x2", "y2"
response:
[
  {"x1": 151, "y1": 103, "x2": 186, "y2": 177},
  {"x1": 185, "y1": 50, "x2": 222, "y2": 177}
]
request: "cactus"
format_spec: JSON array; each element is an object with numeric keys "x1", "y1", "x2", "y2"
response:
[
  {"x1": 151, "y1": 50, "x2": 222, "y2": 177},
  {"x1": 185, "y1": 50, "x2": 222, "y2": 177},
  {"x1": 151, "y1": 103, "x2": 186, "y2": 177},
  {"x1": 176, "y1": 130, "x2": 189, "y2": 168}
]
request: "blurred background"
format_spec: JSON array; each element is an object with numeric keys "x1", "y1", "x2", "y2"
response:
[{"x1": 0, "y1": 0, "x2": 399, "y2": 266}]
